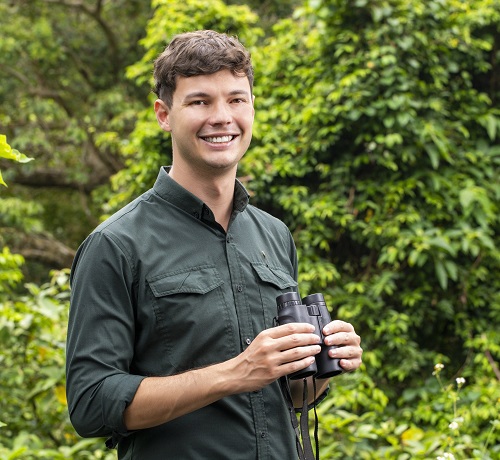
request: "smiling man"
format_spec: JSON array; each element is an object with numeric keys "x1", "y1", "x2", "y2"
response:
[{"x1": 66, "y1": 30, "x2": 362, "y2": 460}]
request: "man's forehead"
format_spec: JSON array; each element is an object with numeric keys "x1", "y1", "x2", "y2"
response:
[{"x1": 175, "y1": 70, "x2": 251, "y2": 95}]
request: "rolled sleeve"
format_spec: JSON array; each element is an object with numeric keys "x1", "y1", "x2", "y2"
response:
[
  {"x1": 70, "y1": 373, "x2": 145, "y2": 438},
  {"x1": 66, "y1": 231, "x2": 144, "y2": 438}
]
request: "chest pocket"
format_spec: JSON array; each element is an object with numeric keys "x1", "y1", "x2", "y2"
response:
[
  {"x1": 149, "y1": 266, "x2": 223, "y2": 296},
  {"x1": 147, "y1": 266, "x2": 237, "y2": 373},
  {"x1": 251, "y1": 263, "x2": 298, "y2": 329}
]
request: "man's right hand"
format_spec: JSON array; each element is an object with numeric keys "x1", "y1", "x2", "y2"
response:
[{"x1": 229, "y1": 323, "x2": 321, "y2": 393}]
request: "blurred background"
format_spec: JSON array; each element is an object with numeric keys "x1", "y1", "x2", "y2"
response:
[{"x1": 1, "y1": 0, "x2": 499, "y2": 458}]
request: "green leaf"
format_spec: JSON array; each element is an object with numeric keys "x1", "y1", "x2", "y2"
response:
[{"x1": 434, "y1": 260, "x2": 448, "y2": 290}]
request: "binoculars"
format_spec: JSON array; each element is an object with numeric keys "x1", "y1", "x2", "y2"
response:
[{"x1": 276, "y1": 292, "x2": 343, "y2": 380}]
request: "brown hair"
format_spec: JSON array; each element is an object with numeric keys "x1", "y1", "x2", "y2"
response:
[{"x1": 153, "y1": 30, "x2": 254, "y2": 108}]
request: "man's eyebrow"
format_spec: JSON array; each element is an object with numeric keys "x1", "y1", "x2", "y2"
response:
[
  {"x1": 228, "y1": 90, "x2": 251, "y2": 97},
  {"x1": 183, "y1": 91, "x2": 210, "y2": 100}
]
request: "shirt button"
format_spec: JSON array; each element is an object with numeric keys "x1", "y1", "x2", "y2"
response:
[
  {"x1": 236, "y1": 285, "x2": 243, "y2": 292},
  {"x1": 193, "y1": 211, "x2": 200, "y2": 219},
  {"x1": 260, "y1": 432, "x2": 266, "y2": 438},
  {"x1": 245, "y1": 338, "x2": 251, "y2": 345}
]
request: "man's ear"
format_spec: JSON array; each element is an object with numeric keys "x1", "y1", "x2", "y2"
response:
[{"x1": 154, "y1": 99, "x2": 172, "y2": 132}]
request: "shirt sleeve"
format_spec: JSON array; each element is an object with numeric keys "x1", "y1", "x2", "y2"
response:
[{"x1": 66, "y1": 231, "x2": 145, "y2": 439}]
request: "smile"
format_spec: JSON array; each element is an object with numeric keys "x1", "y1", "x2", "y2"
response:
[{"x1": 201, "y1": 135, "x2": 236, "y2": 143}]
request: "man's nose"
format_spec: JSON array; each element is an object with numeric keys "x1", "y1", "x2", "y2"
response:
[{"x1": 208, "y1": 102, "x2": 232, "y2": 125}]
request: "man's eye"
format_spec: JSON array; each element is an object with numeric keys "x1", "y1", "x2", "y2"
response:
[{"x1": 190, "y1": 100, "x2": 207, "y2": 105}]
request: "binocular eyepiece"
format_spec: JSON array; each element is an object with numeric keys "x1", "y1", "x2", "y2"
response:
[{"x1": 276, "y1": 292, "x2": 343, "y2": 380}]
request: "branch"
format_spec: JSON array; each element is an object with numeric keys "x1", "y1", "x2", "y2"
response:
[
  {"x1": 12, "y1": 168, "x2": 110, "y2": 193},
  {"x1": 5, "y1": 231, "x2": 76, "y2": 269},
  {"x1": 2, "y1": 65, "x2": 75, "y2": 118},
  {"x1": 485, "y1": 350, "x2": 500, "y2": 381},
  {"x1": 40, "y1": 0, "x2": 123, "y2": 73}
]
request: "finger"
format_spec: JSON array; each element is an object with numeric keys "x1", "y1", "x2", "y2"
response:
[
  {"x1": 278, "y1": 355, "x2": 317, "y2": 377},
  {"x1": 339, "y1": 357, "x2": 363, "y2": 372},
  {"x1": 274, "y1": 332, "x2": 321, "y2": 352},
  {"x1": 266, "y1": 322, "x2": 316, "y2": 339},
  {"x1": 328, "y1": 345, "x2": 363, "y2": 360},
  {"x1": 324, "y1": 331, "x2": 361, "y2": 347},
  {"x1": 323, "y1": 320, "x2": 355, "y2": 335},
  {"x1": 278, "y1": 344, "x2": 321, "y2": 365}
]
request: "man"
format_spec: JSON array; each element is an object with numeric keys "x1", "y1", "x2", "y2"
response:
[{"x1": 66, "y1": 30, "x2": 362, "y2": 459}]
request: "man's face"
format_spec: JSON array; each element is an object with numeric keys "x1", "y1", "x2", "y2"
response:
[{"x1": 155, "y1": 69, "x2": 254, "y2": 176}]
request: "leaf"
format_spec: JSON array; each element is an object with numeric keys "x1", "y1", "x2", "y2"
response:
[
  {"x1": 485, "y1": 114, "x2": 497, "y2": 140},
  {"x1": 459, "y1": 188, "x2": 476, "y2": 209},
  {"x1": 426, "y1": 145, "x2": 440, "y2": 169},
  {"x1": 428, "y1": 237, "x2": 455, "y2": 255},
  {"x1": 444, "y1": 260, "x2": 458, "y2": 281},
  {"x1": 434, "y1": 260, "x2": 448, "y2": 290},
  {"x1": 0, "y1": 135, "x2": 33, "y2": 163},
  {"x1": 54, "y1": 385, "x2": 67, "y2": 406},
  {"x1": 401, "y1": 426, "x2": 424, "y2": 445}
]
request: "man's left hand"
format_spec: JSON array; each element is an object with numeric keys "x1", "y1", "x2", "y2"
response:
[{"x1": 322, "y1": 321, "x2": 363, "y2": 372}]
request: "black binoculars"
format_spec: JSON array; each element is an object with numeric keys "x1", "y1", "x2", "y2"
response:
[{"x1": 276, "y1": 292, "x2": 343, "y2": 380}]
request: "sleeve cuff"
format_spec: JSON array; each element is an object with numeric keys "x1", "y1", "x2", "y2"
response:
[{"x1": 101, "y1": 373, "x2": 146, "y2": 436}]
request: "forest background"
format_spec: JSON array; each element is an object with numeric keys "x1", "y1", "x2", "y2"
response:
[{"x1": 1, "y1": 0, "x2": 499, "y2": 459}]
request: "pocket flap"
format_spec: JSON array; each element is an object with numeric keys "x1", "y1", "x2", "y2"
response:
[
  {"x1": 252, "y1": 263, "x2": 297, "y2": 290},
  {"x1": 148, "y1": 266, "x2": 223, "y2": 297}
]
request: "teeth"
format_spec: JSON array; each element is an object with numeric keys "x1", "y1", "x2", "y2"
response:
[{"x1": 204, "y1": 136, "x2": 233, "y2": 143}]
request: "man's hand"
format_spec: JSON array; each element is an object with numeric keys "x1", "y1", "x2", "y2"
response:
[
  {"x1": 321, "y1": 320, "x2": 362, "y2": 371},
  {"x1": 289, "y1": 320, "x2": 362, "y2": 407},
  {"x1": 232, "y1": 323, "x2": 322, "y2": 392}
]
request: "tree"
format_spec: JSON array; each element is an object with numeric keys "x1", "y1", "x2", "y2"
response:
[{"x1": 0, "y1": 0, "x2": 152, "y2": 269}]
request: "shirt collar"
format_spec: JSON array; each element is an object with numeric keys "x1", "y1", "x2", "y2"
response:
[{"x1": 152, "y1": 166, "x2": 250, "y2": 223}]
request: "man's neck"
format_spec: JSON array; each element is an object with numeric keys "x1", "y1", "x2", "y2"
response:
[{"x1": 168, "y1": 165, "x2": 236, "y2": 231}]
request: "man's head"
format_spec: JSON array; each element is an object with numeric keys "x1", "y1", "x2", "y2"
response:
[{"x1": 153, "y1": 30, "x2": 254, "y2": 108}]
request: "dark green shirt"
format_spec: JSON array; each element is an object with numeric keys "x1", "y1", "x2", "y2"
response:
[{"x1": 66, "y1": 167, "x2": 302, "y2": 459}]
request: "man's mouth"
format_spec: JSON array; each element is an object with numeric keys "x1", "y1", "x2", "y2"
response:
[{"x1": 201, "y1": 135, "x2": 236, "y2": 143}]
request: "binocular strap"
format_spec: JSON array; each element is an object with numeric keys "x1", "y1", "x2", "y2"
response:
[{"x1": 279, "y1": 377, "x2": 319, "y2": 460}]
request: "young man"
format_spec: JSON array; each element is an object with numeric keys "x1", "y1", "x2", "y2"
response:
[{"x1": 66, "y1": 30, "x2": 362, "y2": 459}]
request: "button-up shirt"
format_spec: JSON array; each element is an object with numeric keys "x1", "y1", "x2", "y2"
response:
[{"x1": 66, "y1": 167, "x2": 303, "y2": 459}]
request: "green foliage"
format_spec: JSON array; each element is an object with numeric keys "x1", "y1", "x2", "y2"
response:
[
  {"x1": 0, "y1": 134, "x2": 33, "y2": 186},
  {"x1": 315, "y1": 363, "x2": 500, "y2": 458},
  {"x1": 0, "y1": 269, "x2": 113, "y2": 459},
  {"x1": 0, "y1": 0, "x2": 152, "y2": 252}
]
